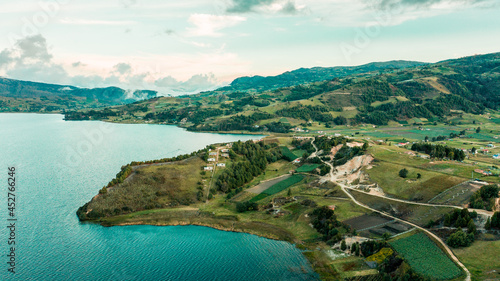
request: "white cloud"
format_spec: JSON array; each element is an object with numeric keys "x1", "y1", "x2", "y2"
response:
[
  {"x1": 187, "y1": 14, "x2": 246, "y2": 37},
  {"x1": 0, "y1": 35, "x2": 246, "y2": 96},
  {"x1": 59, "y1": 18, "x2": 136, "y2": 25}
]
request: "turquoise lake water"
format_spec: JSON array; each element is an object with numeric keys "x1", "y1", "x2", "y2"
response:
[{"x1": 0, "y1": 113, "x2": 318, "y2": 281}]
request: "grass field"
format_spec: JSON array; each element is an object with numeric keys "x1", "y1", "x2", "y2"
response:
[
  {"x1": 296, "y1": 164, "x2": 321, "y2": 173},
  {"x1": 249, "y1": 174, "x2": 305, "y2": 202},
  {"x1": 453, "y1": 240, "x2": 500, "y2": 280},
  {"x1": 281, "y1": 146, "x2": 299, "y2": 160},
  {"x1": 349, "y1": 190, "x2": 453, "y2": 226},
  {"x1": 390, "y1": 232, "x2": 463, "y2": 280}
]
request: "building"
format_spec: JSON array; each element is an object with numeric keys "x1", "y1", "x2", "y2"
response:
[
  {"x1": 207, "y1": 158, "x2": 216, "y2": 162},
  {"x1": 221, "y1": 149, "x2": 229, "y2": 153},
  {"x1": 221, "y1": 153, "x2": 229, "y2": 158},
  {"x1": 209, "y1": 152, "x2": 217, "y2": 156},
  {"x1": 204, "y1": 166, "x2": 213, "y2": 171},
  {"x1": 493, "y1": 154, "x2": 500, "y2": 159},
  {"x1": 217, "y1": 163, "x2": 226, "y2": 167}
]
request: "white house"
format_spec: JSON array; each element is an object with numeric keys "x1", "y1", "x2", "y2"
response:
[
  {"x1": 204, "y1": 166, "x2": 213, "y2": 171},
  {"x1": 207, "y1": 158, "x2": 216, "y2": 162},
  {"x1": 217, "y1": 163, "x2": 226, "y2": 167}
]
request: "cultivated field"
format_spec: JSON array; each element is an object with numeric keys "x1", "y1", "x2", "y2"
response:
[{"x1": 390, "y1": 232, "x2": 463, "y2": 280}]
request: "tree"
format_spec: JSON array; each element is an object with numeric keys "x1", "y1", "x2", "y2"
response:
[
  {"x1": 351, "y1": 242, "x2": 357, "y2": 254},
  {"x1": 471, "y1": 147, "x2": 477, "y2": 154},
  {"x1": 485, "y1": 217, "x2": 491, "y2": 230},
  {"x1": 399, "y1": 168, "x2": 409, "y2": 178},
  {"x1": 381, "y1": 232, "x2": 391, "y2": 241},
  {"x1": 362, "y1": 142, "x2": 369, "y2": 150},
  {"x1": 476, "y1": 127, "x2": 481, "y2": 133},
  {"x1": 355, "y1": 243, "x2": 360, "y2": 256},
  {"x1": 447, "y1": 229, "x2": 474, "y2": 248},
  {"x1": 467, "y1": 219, "x2": 477, "y2": 235},
  {"x1": 341, "y1": 240, "x2": 347, "y2": 251},
  {"x1": 287, "y1": 188, "x2": 292, "y2": 197},
  {"x1": 417, "y1": 173, "x2": 422, "y2": 179}
]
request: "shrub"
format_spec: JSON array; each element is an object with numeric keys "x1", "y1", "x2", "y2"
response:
[{"x1": 399, "y1": 168, "x2": 409, "y2": 178}]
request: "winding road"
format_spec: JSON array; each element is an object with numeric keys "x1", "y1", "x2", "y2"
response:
[{"x1": 311, "y1": 139, "x2": 472, "y2": 281}]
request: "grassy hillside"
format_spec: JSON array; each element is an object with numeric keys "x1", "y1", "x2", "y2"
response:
[
  {"x1": 64, "y1": 52, "x2": 500, "y2": 133},
  {"x1": 0, "y1": 77, "x2": 157, "y2": 112}
]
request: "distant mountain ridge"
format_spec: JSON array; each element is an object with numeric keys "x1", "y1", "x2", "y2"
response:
[
  {"x1": 0, "y1": 77, "x2": 157, "y2": 103},
  {"x1": 0, "y1": 77, "x2": 157, "y2": 112},
  {"x1": 220, "y1": 60, "x2": 426, "y2": 92}
]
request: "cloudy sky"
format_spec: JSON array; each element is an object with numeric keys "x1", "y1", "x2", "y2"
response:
[{"x1": 0, "y1": 0, "x2": 499, "y2": 95}]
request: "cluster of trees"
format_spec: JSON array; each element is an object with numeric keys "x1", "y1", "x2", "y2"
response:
[
  {"x1": 190, "y1": 112, "x2": 274, "y2": 132},
  {"x1": 130, "y1": 152, "x2": 195, "y2": 166},
  {"x1": 410, "y1": 143, "x2": 466, "y2": 161},
  {"x1": 355, "y1": 79, "x2": 393, "y2": 104},
  {"x1": 485, "y1": 212, "x2": 500, "y2": 230},
  {"x1": 215, "y1": 141, "x2": 281, "y2": 194},
  {"x1": 236, "y1": 201, "x2": 259, "y2": 213},
  {"x1": 291, "y1": 138, "x2": 316, "y2": 154},
  {"x1": 310, "y1": 206, "x2": 348, "y2": 244},
  {"x1": 276, "y1": 105, "x2": 336, "y2": 123},
  {"x1": 64, "y1": 108, "x2": 119, "y2": 120},
  {"x1": 333, "y1": 145, "x2": 366, "y2": 166},
  {"x1": 314, "y1": 136, "x2": 346, "y2": 152},
  {"x1": 356, "y1": 102, "x2": 434, "y2": 125},
  {"x1": 231, "y1": 96, "x2": 270, "y2": 108},
  {"x1": 469, "y1": 184, "x2": 499, "y2": 211},
  {"x1": 443, "y1": 209, "x2": 478, "y2": 248},
  {"x1": 105, "y1": 165, "x2": 132, "y2": 188},
  {"x1": 283, "y1": 83, "x2": 340, "y2": 102}
]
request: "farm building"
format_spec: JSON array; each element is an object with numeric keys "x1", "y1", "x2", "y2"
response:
[{"x1": 493, "y1": 154, "x2": 500, "y2": 159}]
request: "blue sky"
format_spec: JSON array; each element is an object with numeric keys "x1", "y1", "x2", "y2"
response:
[{"x1": 0, "y1": 0, "x2": 499, "y2": 95}]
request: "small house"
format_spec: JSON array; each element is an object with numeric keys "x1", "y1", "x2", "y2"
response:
[
  {"x1": 207, "y1": 158, "x2": 216, "y2": 162},
  {"x1": 217, "y1": 163, "x2": 226, "y2": 167},
  {"x1": 204, "y1": 166, "x2": 213, "y2": 171}
]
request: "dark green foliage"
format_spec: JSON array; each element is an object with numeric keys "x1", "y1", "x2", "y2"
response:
[
  {"x1": 236, "y1": 201, "x2": 258, "y2": 213},
  {"x1": 190, "y1": 112, "x2": 275, "y2": 132},
  {"x1": 319, "y1": 164, "x2": 331, "y2": 176},
  {"x1": 411, "y1": 142, "x2": 466, "y2": 161},
  {"x1": 310, "y1": 206, "x2": 346, "y2": 243},
  {"x1": 399, "y1": 168, "x2": 409, "y2": 178},
  {"x1": 215, "y1": 141, "x2": 281, "y2": 193},
  {"x1": 443, "y1": 208, "x2": 477, "y2": 230},
  {"x1": 334, "y1": 145, "x2": 365, "y2": 166},
  {"x1": 341, "y1": 240, "x2": 347, "y2": 251},
  {"x1": 107, "y1": 165, "x2": 133, "y2": 187},
  {"x1": 491, "y1": 212, "x2": 500, "y2": 229},
  {"x1": 360, "y1": 240, "x2": 386, "y2": 257},
  {"x1": 469, "y1": 184, "x2": 499, "y2": 211},
  {"x1": 276, "y1": 105, "x2": 334, "y2": 123},
  {"x1": 291, "y1": 138, "x2": 316, "y2": 154},
  {"x1": 447, "y1": 229, "x2": 475, "y2": 248},
  {"x1": 215, "y1": 141, "x2": 281, "y2": 194}
]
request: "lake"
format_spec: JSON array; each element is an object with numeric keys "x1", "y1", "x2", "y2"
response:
[{"x1": 0, "y1": 113, "x2": 317, "y2": 281}]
